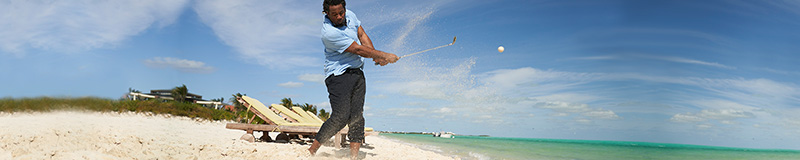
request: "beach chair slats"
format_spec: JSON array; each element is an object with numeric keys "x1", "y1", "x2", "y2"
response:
[
  {"x1": 271, "y1": 104, "x2": 315, "y2": 123},
  {"x1": 241, "y1": 96, "x2": 321, "y2": 127}
]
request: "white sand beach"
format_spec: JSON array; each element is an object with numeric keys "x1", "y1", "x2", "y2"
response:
[{"x1": 0, "y1": 111, "x2": 456, "y2": 160}]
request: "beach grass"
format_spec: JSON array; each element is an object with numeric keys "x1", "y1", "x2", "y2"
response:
[{"x1": 0, "y1": 97, "x2": 236, "y2": 121}]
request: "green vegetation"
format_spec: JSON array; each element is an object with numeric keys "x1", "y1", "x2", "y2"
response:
[
  {"x1": 229, "y1": 93, "x2": 267, "y2": 124},
  {"x1": 128, "y1": 88, "x2": 141, "y2": 93},
  {"x1": 171, "y1": 84, "x2": 189, "y2": 103},
  {"x1": 0, "y1": 97, "x2": 236, "y2": 121},
  {"x1": 0, "y1": 85, "x2": 333, "y2": 124},
  {"x1": 318, "y1": 109, "x2": 330, "y2": 121}
]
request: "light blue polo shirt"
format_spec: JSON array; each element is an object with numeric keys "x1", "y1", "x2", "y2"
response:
[{"x1": 322, "y1": 9, "x2": 365, "y2": 77}]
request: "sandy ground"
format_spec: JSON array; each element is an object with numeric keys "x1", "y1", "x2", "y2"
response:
[{"x1": 0, "y1": 111, "x2": 456, "y2": 160}]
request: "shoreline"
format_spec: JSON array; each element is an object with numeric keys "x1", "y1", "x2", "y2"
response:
[
  {"x1": 379, "y1": 135, "x2": 478, "y2": 160},
  {"x1": 381, "y1": 133, "x2": 800, "y2": 160},
  {"x1": 0, "y1": 111, "x2": 456, "y2": 159}
]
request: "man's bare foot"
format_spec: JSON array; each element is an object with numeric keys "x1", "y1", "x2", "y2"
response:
[
  {"x1": 349, "y1": 142, "x2": 361, "y2": 160},
  {"x1": 308, "y1": 140, "x2": 321, "y2": 155}
]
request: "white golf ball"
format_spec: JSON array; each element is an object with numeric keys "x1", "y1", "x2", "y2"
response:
[{"x1": 498, "y1": 46, "x2": 505, "y2": 53}]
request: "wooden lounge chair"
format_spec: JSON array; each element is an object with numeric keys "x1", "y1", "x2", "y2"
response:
[
  {"x1": 270, "y1": 103, "x2": 317, "y2": 124},
  {"x1": 288, "y1": 106, "x2": 376, "y2": 133},
  {"x1": 286, "y1": 104, "x2": 377, "y2": 133},
  {"x1": 292, "y1": 106, "x2": 325, "y2": 124},
  {"x1": 226, "y1": 96, "x2": 350, "y2": 148}
]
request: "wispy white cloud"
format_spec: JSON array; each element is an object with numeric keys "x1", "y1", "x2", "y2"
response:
[
  {"x1": 385, "y1": 80, "x2": 448, "y2": 100},
  {"x1": 402, "y1": 102, "x2": 430, "y2": 108},
  {"x1": 671, "y1": 109, "x2": 754, "y2": 122},
  {"x1": 370, "y1": 53, "x2": 797, "y2": 146},
  {"x1": 369, "y1": 94, "x2": 388, "y2": 99},
  {"x1": 731, "y1": 0, "x2": 800, "y2": 26},
  {"x1": 576, "y1": 119, "x2": 593, "y2": 124},
  {"x1": 756, "y1": 108, "x2": 800, "y2": 133},
  {"x1": 483, "y1": 67, "x2": 603, "y2": 93},
  {"x1": 786, "y1": 118, "x2": 800, "y2": 127},
  {"x1": 584, "y1": 28, "x2": 739, "y2": 48},
  {"x1": 0, "y1": 0, "x2": 188, "y2": 55},
  {"x1": 536, "y1": 101, "x2": 592, "y2": 113},
  {"x1": 687, "y1": 99, "x2": 761, "y2": 111},
  {"x1": 572, "y1": 56, "x2": 618, "y2": 60},
  {"x1": 641, "y1": 55, "x2": 736, "y2": 69},
  {"x1": 670, "y1": 114, "x2": 705, "y2": 123},
  {"x1": 582, "y1": 110, "x2": 621, "y2": 120},
  {"x1": 529, "y1": 100, "x2": 621, "y2": 121},
  {"x1": 696, "y1": 124, "x2": 713, "y2": 130},
  {"x1": 372, "y1": 104, "x2": 504, "y2": 125},
  {"x1": 381, "y1": 59, "x2": 487, "y2": 100},
  {"x1": 491, "y1": 65, "x2": 796, "y2": 101},
  {"x1": 766, "y1": 0, "x2": 800, "y2": 17},
  {"x1": 720, "y1": 120, "x2": 738, "y2": 125},
  {"x1": 574, "y1": 54, "x2": 736, "y2": 69},
  {"x1": 377, "y1": 62, "x2": 625, "y2": 124},
  {"x1": 143, "y1": 57, "x2": 215, "y2": 73},
  {"x1": 434, "y1": 64, "x2": 798, "y2": 128},
  {"x1": 527, "y1": 93, "x2": 601, "y2": 104},
  {"x1": 384, "y1": 107, "x2": 429, "y2": 117},
  {"x1": 434, "y1": 107, "x2": 455, "y2": 114},
  {"x1": 477, "y1": 67, "x2": 622, "y2": 122},
  {"x1": 756, "y1": 67, "x2": 800, "y2": 76},
  {"x1": 298, "y1": 73, "x2": 325, "y2": 84},
  {"x1": 668, "y1": 99, "x2": 768, "y2": 129},
  {"x1": 192, "y1": 0, "x2": 320, "y2": 69},
  {"x1": 278, "y1": 81, "x2": 303, "y2": 88},
  {"x1": 684, "y1": 78, "x2": 799, "y2": 102},
  {"x1": 376, "y1": 65, "x2": 603, "y2": 124},
  {"x1": 578, "y1": 71, "x2": 800, "y2": 108}
]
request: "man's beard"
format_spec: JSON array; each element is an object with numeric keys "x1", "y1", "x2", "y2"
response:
[{"x1": 332, "y1": 17, "x2": 347, "y2": 28}]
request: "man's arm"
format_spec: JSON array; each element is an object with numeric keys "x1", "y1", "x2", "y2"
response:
[
  {"x1": 344, "y1": 41, "x2": 397, "y2": 66},
  {"x1": 357, "y1": 26, "x2": 374, "y2": 50},
  {"x1": 345, "y1": 26, "x2": 398, "y2": 66}
]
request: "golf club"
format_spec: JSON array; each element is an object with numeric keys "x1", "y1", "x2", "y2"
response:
[{"x1": 375, "y1": 36, "x2": 457, "y2": 65}]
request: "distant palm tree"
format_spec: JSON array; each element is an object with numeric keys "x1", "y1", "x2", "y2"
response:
[
  {"x1": 300, "y1": 103, "x2": 318, "y2": 115},
  {"x1": 318, "y1": 109, "x2": 330, "y2": 121},
  {"x1": 128, "y1": 87, "x2": 141, "y2": 93},
  {"x1": 280, "y1": 98, "x2": 328, "y2": 121},
  {"x1": 280, "y1": 98, "x2": 293, "y2": 108},
  {"x1": 230, "y1": 93, "x2": 246, "y2": 112},
  {"x1": 231, "y1": 93, "x2": 266, "y2": 123},
  {"x1": 171, "y1": 84, "x2": 188, "y2": 103}
]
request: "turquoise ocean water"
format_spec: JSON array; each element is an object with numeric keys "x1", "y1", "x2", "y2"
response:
[{"x1": 380, "y1": 133, "x2": 800, "y2": 160}]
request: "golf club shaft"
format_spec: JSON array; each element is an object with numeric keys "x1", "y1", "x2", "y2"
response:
[
  {"x1": 374, "y1": 36, "x2": 456, "y2": 65},
  {"x1": 400, "y1": 43, "x2": 452, "y2": 58}
]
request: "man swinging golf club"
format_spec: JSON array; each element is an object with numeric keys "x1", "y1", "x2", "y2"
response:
[{"x1": 308, "y1": 0, "x2": 399, "y2": 159}]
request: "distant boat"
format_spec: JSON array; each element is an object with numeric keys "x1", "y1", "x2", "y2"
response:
[
  {"x1": 433, "y1": 131, "x2": 455, "y2": 138},
  {"x1": 440, "y1": 133, "x2": 453, "y2": 138}
]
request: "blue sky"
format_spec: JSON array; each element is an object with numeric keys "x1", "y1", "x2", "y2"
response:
[{"x1": 2, "y1": 0, "x2": 800, "y2": 149}]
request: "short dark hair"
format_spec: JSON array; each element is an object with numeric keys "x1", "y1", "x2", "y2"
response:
[{"x1": 323, "y1": 0, "x2": 346, "y2": 13}]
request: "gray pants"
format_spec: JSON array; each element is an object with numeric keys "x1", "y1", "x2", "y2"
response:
[{"x1": 316, "y1": 68, "x2": 366, "y2": 143}]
